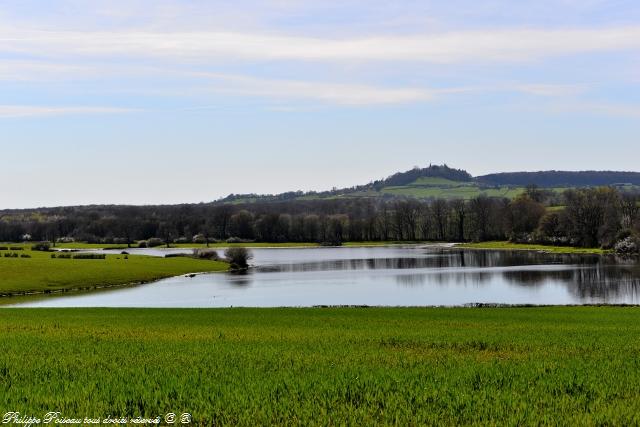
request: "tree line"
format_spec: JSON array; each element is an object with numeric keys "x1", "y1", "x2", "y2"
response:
[{"x1": 1, "y1": 186, "x2": 639, "y2": 250}]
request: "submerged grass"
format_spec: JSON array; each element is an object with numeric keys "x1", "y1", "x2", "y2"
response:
[
  {"x1": 0, "y1": 248, "x2": 228, "y2": 296},
  {"x1": 457, "y1": 241, "x2": 609, "y2": 254},
  {"x1": 0, "y1": 307, "x2": 639, "y2": 425}
]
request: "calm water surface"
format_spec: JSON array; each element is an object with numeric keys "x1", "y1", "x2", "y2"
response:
[{"x1": 8, "y1": 246, "x2": 640, "y2": 307}]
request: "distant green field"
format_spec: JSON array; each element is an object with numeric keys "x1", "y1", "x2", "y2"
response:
[
  {"x1": 379, "y1": 180, "x2": 526, "y2": 200},
  {"x1": 1, "y1": 307, "x2": 639, "y2": 425},
  {"x1": 458, "y1": 241, "x2": 608, "y2": 254},
  {"x1": 410, "y1": 176, "x2": 465, "y2": 186},
  {"x1": 0, "y1": 248, "x2": 227, "y2": 297}
]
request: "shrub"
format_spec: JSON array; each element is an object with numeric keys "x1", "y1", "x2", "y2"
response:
[
  {"x1": 138, "y1": 240, "x2": 148, "y2": 248},
  {"x1": 31, "y1": 242, "x2": 51, "y2": 252},
  {"x1": 226, "y1": 237, "x2": 254, "y2": 244},
  {"x1": 192, "y1": 248, "x2": 219, "y2": 260},
  {"x1": 56, "y1": 237, "x2": 75, "y2": 243},
  {"x1": 20, "y1": 254, "x2": 31, "y2": 258},
  {"x1": 615, "y1": 236, "x2": 640, "y2": 256},
  {"x1": 173, "y1": 237, "x2": 189, "y2": 244},
  {"x1": 146, "y1": 238, "x2": 164, "y2": 248},
  {"x1": 509, "y1": 232, "x2": 533, "y2": 244},
  {"x1": 9, "y1": 247, "x2": 23, "y2": 251},
  {"x1": 75, "y1": 233, "x2": 100, "y2": 244},
  {"x1": 320, "y1": 240, "x2": 343, "y2": 247},
  {"x1": 616, "y1": 229, "x2": 633, "y2": 242},
  {"x1": 224, "y1": 247, "x2": 252, "y2": 270},
  {"x1": 0, "y1": 246, "x2": 8, "y2": 251},
  {"x1": 56, "y1": 253, "x2": 72, "y2": 259},
  {"x1": 72, "y1": 254, "x2": 106, "y2": 260},
  {"x1": 192, "y1": 234, "x2": 207, "y2": 244}
]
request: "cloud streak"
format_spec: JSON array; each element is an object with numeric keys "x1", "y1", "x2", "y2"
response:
[
  {"x1": 0, "y1": 59, "x2": 590, "y2": 106},
  {"x1": 551, "y1": 102, "x2": 640, "y2": 118},
  {"x1": 192, "y1": 73, "x2": 440, "y2": 105},
  {"x1": 2, "y1": 26, "x2": 640, "y2": 64},
  {"x1": 0, "y1": 105, "x2": 140, "y2": 118}
]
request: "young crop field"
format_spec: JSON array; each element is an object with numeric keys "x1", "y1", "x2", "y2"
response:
[
  {"x1": 0, "y1": 248, "x2": 228, "y2": 297},
  {"x1": 0, "y1": 307, "x2": 639, "y2": 425}
]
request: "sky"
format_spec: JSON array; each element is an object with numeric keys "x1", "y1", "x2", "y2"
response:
[{"x1": 1, "y1": 0, "x2": 640, "y2": 209}]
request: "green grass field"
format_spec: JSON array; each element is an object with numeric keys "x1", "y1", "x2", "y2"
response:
[
  {"x1": 379, "y1": 180, "x2": 526, "y2": 200},
  {"x1": 0, "y1": 248, "x2": 228, "y2": 297},
  {"x1": 457, "y1": 241, "x2": 609, "y2": 254},
  {"x1": 0, "y1": 307, "x2": 639, "y2": 425}
]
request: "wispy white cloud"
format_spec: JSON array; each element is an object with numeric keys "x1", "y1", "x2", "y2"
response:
[
  {"x1": 192, "y1": 75, "x2": 587, "y2": 105},
  {"x1": 191, "y1": 73, "x2": 439, "y2": 105},
  {"x1": 1, "y1": 26, "x2": 640, "y2": 64},
  {"x1": 0, "y1": 105, "x2": 140, "y2": 118},
  {"x1": 0, "y1": 58, "x2": 593, "y2": 106},
  {"x1": 506, "y1": 83, "x2": 587, "y2": 97},
  {"x1": 551, "y1": 102, "x2": 640, "y2": 118},
  {"x1": 0, "y1": 60, "x2": 94, "y2": 81}
]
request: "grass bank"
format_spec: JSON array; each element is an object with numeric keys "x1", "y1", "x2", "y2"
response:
[
  {"x1": 0, "y1": 307, "x2": 638, "y2": 425},
  {"x1": 457, "y1": 241, "x2": 609, "y2": 254},
  {"x1": 6, "y1": 241, "x2": 429, "y2": 250},
  {"x1": 342, "y1": 241, "x2": 429, "y2": 247},
  {"x1": 0, "y1": 248, "x2": 228, "y2": 297},
  {"x1": 169, "y1": 242, "x2": 320, "y2": 248}
]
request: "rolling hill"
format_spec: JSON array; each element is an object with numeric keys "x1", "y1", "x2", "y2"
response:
[{"x1": 219, "y1": 165, "x2": 640, "y2": 204}]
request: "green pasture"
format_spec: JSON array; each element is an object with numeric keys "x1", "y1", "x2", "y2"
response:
[{"x1": 0, "y1": 248, "x2": 227, "y2": 297}]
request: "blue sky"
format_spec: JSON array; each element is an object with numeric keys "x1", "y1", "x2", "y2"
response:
[{"x1": 1, "y1": 0, "x2": 640, "y2": 208}]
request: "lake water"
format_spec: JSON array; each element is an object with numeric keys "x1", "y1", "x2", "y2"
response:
[{"x1": 8, "y1": 246, "x2": 640, "y2": 307}]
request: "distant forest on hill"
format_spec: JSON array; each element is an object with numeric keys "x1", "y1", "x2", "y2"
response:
[{"x1": 477, "y1": 171, "x2": 640, "y2": 187}]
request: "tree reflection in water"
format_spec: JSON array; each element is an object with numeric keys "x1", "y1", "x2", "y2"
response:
[{"x1": 253, "y1": 249, "x2": 640, "y2": 302}]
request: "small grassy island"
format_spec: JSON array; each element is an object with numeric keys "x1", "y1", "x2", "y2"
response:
[{"x1": 0, "y1": 246, "x2": 228, "y2": 297}]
